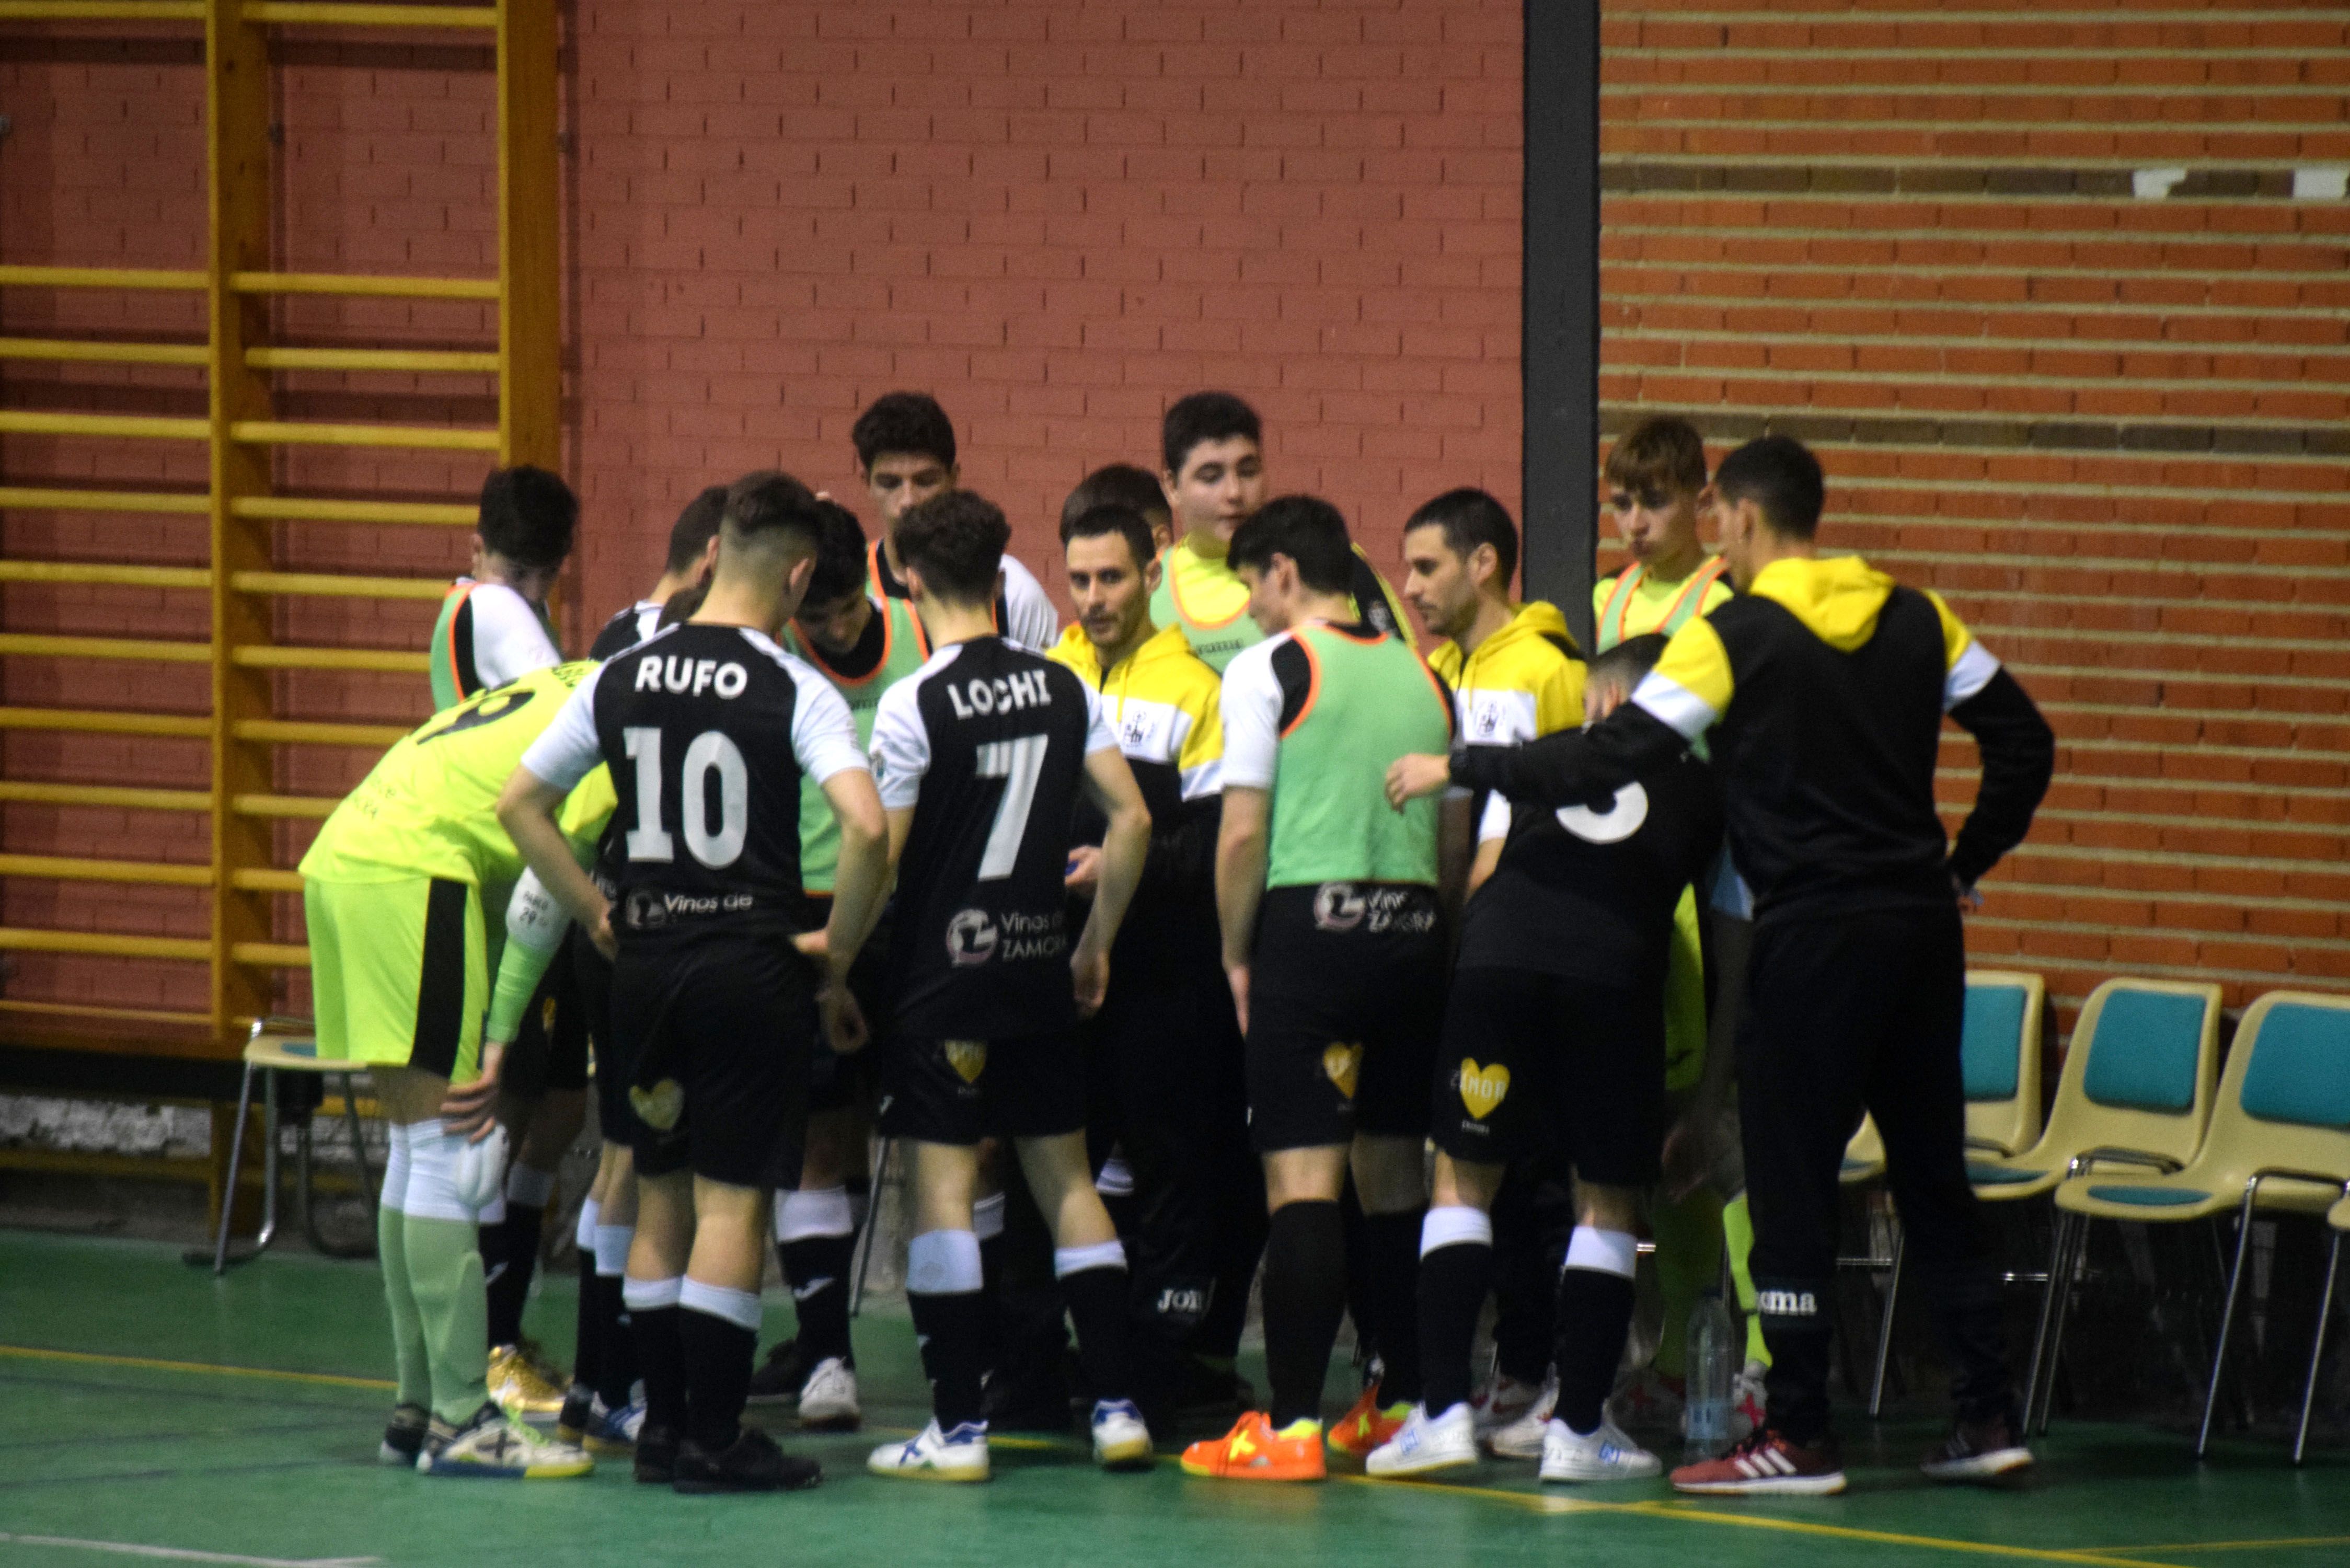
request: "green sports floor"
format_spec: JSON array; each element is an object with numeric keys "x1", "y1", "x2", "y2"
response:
[{"x1": 2, "y1": 1229, "x2": 2344, "y2": 1568}]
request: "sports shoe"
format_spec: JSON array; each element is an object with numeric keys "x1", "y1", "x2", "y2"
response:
[
  {"x1": 1670, "y1": 1426, "x2": 1845, "y2": 1496},
  {"x1": 1470, "y1": 1368, "x2": 1543, "y2": 1439},
  {"x1": 798, "y1": 1356, "x2": 861, "y2": 1432},
  {"x1": 1366, "y1": 1402, "x2": 1478, "y2": 1478},
  {"x1": 1731, "y1": 1359, "x2": 1768, "y2": 1441},
  {"x1": 1091, "y1": 1398, "x2": 1154, "y2": 1469},
  {"x1": 674, "y1": 1425, "x2": 823, "y2": 1494},
  {"x1": 1179, "y1": 1412, "x2": 1326, "y2": 1482},
  {"x1": 1920, "y1": 1412, "x2": 2035, "y2": 1483},
  {"x1": 1540, "y1": 1418, "x2": 1663, "y2": 1483},
  {"x1": 580, "y1": 1396, "x2": 647, "y2": 1455},
  {"x1": 380, "y1": 1403, "x2": 429, "y2": 1467},
  {"x1": 1485, "y1": 1372, "x2": 1558, "y2": 1459},
  {"x1": 1326, "y1": 1383, "x2": 1410, "y2": 1459},
  {"x1": 746, "y1": 1337, "x2": 805, "y2": 1405},
  {"x1": 869, "y1": 1419, "x2": 990, "y2": 1482},
  {"x1": 555, "y1": 1382, "x2": 594, "y2": 1445},
  {"x1": 418, "y1": 1402, "x2": 593, "y2": 1479},
  {"x1": 1605, "y1": 1367, "x2": 1686, "y2": 1435},
  {"x1": 634, "y1": 1423, "x2": 679, "y2": 1484},
  {"x1": 487, "y1": 1342, "x2": 567, "y2": 1419}
]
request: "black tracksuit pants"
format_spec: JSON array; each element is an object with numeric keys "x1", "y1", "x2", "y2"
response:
[{"x1": 1741, "y1": 900, "x2": 2014, "y2": 1442}]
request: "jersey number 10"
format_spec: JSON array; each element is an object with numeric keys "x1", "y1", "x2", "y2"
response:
[{"x1": 623, "y1": 727, "x2": 748, "y2": 868}]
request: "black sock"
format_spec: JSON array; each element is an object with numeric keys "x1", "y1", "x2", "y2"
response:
[
  {"x1": 1263, "y1": 1201, "x2": 1348, "y2": 1428},
  {"x1": 907, "y1": 1290, "x2": 990, "y2": 1429},
  {"x1": 679, "y1": 1309, "x2": 756, "y2": 1451},
  {"x1": 1554, "y1": 1268, "x2": 1638, "y2": 1435},
  {"x1": 1419, "y1": 1240, "x2": 1495, "y2": 1415},
  {"x1": 1360, "y1": 1208, "x2": 1426, "y2": 1405},
  {"x1": 634, "y1": 1304, "x2": 687, "y2": 1435},
  {"x1": 1058, "y1": 1265, "x2": 1135, "y2": 1406},
  {"x1": 595, "y1": 1275, "x2": 639, "y2": 1410},
  {"x1": 781, "y1": 1233, "x2": 856, "y2": 1367},
  {"x1": 486, "y1": 1202, "x2": 544, "y2": 1350},
  {"x1": 570, "y1": 1250, "x2": 600, "y2": 1392}
]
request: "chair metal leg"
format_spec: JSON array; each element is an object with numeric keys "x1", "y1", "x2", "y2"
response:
[
  {"x1": 1870, "y1": 1228, "x2": 1905, "y2": 1419},
  {"x1": 256, "y1": 1069, "x2": 282, "y2": 1254},
  {"x1": 2023, "y1": 1208, "x2": 2071, "y2": 1432},
  {"x1": 2196, "y1": 1188, "x2": 2260, "y2": 1459},
  {"x1": 2033, "y1": 1210, "x2": 2088, "y2": 1436},
  {"x1": 210, "y1": 1061, "x2": 259, "y2": 1275},
  {"x1": 2292, "y1": 1227, "x2": 2342, "y2": 1466},
  {"x1": 847, "y1": 1135, "x2": 894, "y2": 1318}
]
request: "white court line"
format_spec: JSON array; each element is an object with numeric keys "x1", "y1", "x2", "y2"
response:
[{"x1": 0, "y1": 1535, "x2": 377, "y2": 1568}]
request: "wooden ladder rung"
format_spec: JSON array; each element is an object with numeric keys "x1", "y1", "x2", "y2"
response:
[
  {"x1": 0, "y1": 561, "x2": 212, "y2": 590},
  {"x1": 229, "y1": 420, "x2": 500, "y2": 452},
  {"x1": 231, "y1": 794, "x2": 341, "y2": 820},
  {"x1": 0, "y1": 781, "x2": 212, "y2": 811},
  {"x1": 0, "y1": 337, "x2": 210, "y2": 367},
  {"x1": 0, "y1": 927, "x2": 210, "y2": 962},
  {"x1": 231, "y1": 942, "x2": 313, "y2": 969},
  {"x1": 0, "y1": 486, "x2": 209, "y2": 515},
  {"x1": 243, "y1": 3, "x2": 496, "y2": 29},
  {"x1": 0, "y1": 853, "x2": 212, "y2": 887},
  {"x1": 229, "y1": 571, "x2": 450, "y2": 600},
  {"x1": 231, "y1": 719, "x2": 407, "y2": 747},
  {"x1": 0, "y1": 633, "x2": 211, "y2": 663},
  {"x1": 0, "y1": 263, "x2": 205, "y2": 290},
  {"x1": 229, "y1": 868, "x2": 304, "y2": 894},
  {"x1": 0, "y1": 707, "x2": 210, "y2": 738},
  {"x1": 228, "y1": 645, "x2": 431, "y2": 673},
  {"x1": 233, "y1": 495, "x2": 476, "y2": 526},
  {"x1": 0, "y1": 411, "x2": 209, "y2": 441},
  {"x1": 229, "y1": 270, "x2": 499, "y2": 301},
  {"x1": 247, "y1": 346, "x2": 499, "y2": 375}
]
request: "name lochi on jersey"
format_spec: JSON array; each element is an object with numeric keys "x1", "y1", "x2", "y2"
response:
[
  {"x1": 871, "y1": 636, "x2": 1119, "y2": 1040},
  {"x1": 520, "y1": 621, "x2": 866, "y2": 935}
]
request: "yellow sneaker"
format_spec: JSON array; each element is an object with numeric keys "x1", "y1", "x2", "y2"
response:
[
  {"x1": 488, "y1": 1342, "x2": 567, "y2": 1419},
  {"x1": 1179, "y1": 1412, "x2": 1326, "y2": 1481},
  {"x1": 1327, "y1": 1384, "x2": 1410, "y2": 1459}
]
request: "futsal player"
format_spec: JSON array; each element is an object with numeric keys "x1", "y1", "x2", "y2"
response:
[
  {"x1": 1179, "y1": 497, "x2": 1464, "y2": 1483},
  {"x1": 501, "y1": 471, "x2": 889, "y2": 1494},
  {"x1": 1390, "y1": 435, "x2": 2055, "y2": 1494},
  {"x1": 863, "y1": 490, "x2": 1158, "y2": 1482},
  {"x1": 590, "y1": 485, "x2": 726, "y2": 658},
  {"x1": 429, "y1": 465, "x2": 575, "y2": 710},
  {"x1": 1369, "y1": 633, "x2": 1720, "y2": 1483},
  {"x1": 1060, "y1": 463, "x2": 1175, "y2": 555}
]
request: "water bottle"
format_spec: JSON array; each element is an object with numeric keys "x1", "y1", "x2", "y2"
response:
[{"x1": 1685, "y1": 1289, "x2": 1736, "y2": 1458}]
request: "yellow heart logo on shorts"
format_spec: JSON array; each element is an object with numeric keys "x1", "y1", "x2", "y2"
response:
[
  {"x1": 1322, "y1": 1043, "x2": 1362, "y2": 1101},
  {"x1": 629, "y1": 1078, "x2": 684, "y2": 1133},
  {"x1": 1458, "y1": 1059, "x2": 1511, "y2": 1120},
  {"x1": 944, "y1": 1039, "x2": 988, "y2": 1084}
]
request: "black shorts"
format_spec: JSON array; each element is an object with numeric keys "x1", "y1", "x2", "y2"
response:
[
  {"x1": 1245, "y1": 883, "x2": 1447, "y2": 1152},
  {"x1": 569, "y1": 924, "x2": 644, "y2": 1148},
  {"x1": 500, "y1": 940, "x2": 589, "y2": 1099},
  {"x1": 1430, "y1": 967, "x2": 1665, "y2": 1187},
  {"x1": 879, "y1": 1029, "x2": 1086, "y2": 1146},
  {"x1": 807, "y1": 903, "x2": 891, "y2": 1116},
  {"x1": 612, "y1": 928, "x2": 815, "y2": 1189}
]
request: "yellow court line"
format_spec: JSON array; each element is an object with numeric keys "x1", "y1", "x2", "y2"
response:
[
  {"x1": 2079, "y1": 1539, "x2": 2350, "y2": 1556},
  {"x1": 0, "y1": 1344, "x2": 394, "y2": 1392},
  {"x1": 1622, "y1": 1500, "x2": 2194, "y2": 1568}
]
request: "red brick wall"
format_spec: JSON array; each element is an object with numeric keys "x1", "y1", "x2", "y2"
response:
[{"x1": 1600, "y1": 0, "x2": 2350, "y2": 1027}]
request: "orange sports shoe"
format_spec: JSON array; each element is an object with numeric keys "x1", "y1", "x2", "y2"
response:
[
  {"x1": 1326, "y1": 1385, "x2": 1410, "y2": 1459},
  {"x1": 1179, "y1": 1412, "x2": 1327, "y2": 1482}
]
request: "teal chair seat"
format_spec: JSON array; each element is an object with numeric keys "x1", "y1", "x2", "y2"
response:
[
  {"x1": 1969, "y1": 1162, "x2": 2047, "y2": 1186},
  {"x1": 2082, "y1": 1184, "x2": 2211, "y2": 1208}
]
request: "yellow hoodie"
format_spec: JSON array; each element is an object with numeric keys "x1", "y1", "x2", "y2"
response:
[
  {"x1": 1047, "y1": 619, "x2": 1224, "y2": 803},
  {"x1": 1428, "y1": 599, "x2": 1586, "y2": 749}
]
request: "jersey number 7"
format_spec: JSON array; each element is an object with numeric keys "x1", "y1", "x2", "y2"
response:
[{"x1": 974, "y1": 734, "x2": 1049, "y2": 881}]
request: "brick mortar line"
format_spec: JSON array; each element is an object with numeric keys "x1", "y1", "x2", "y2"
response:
[
  {"x1": 1968, "y1": 734, "x2": 2350, "y2": 766},
  {"x1": 1937, "y1": 772, "x2": 2350, "y2": 809},
  {"x1": 1957, "y1": 952, "x2": 2350, "y2": 995},
  {"x1": 1607, "y1": 358, "x2": 2350, "y2": 399},
  {"x1": 1612, "y1": 6, "x2": 2334, "y2": 20},
  {"x1": 2006, "y1": 845, "x2": 2350, "y2": 880},
  {"x1": 1996, "y1": 885, "x2": 2349, "y2": 921},
  {"x1": 1594, "y1": 405, "x2": 2350, "y2": 457},
  {"x1": 1983, "y1": 660, "x2": 2346, "y2": 691},
  {"x1": 1946, "y1": 620, "x2": 2343, "y2": 651},
  {"x1": 1810, "y1": 477, "x2": 2346, "y2": 504},
  {"x1": 2029, "y1": 699, "x2": 2350, "y2": 728},
  {"x1": 1600, "y1": 83, "x2": 2350, "y2": 99},
  {"x1": 1875, "y1": 551, "x2": 2350, "y2": 581},
  {"x1": 1607, "y1": 121, "x2": 2350, "y2": 141},
  {"x1": 1601, "y1": 153, "x2": 2350, "y2": 178},
  {"x1": 1607, "y1": 326, "x2": 2350, "y2": 370},
  {"x1": 1965, "y1": 913, "x2": 2350, "y2": 952},
  {"x1": 1604, "y1": 254, "x2": 2349, "y2": 281},
  {"x1": 1609, "y1": 292, "x2": 2348, "y2": 321},
  {"x1": 1610, "y1": 48, "x2": 2339, "y2": 64}
]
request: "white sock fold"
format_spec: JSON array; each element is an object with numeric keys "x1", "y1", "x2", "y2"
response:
[
  {"x1": 621, "y1": 1275, "x2": 682, "y2": 1313},
  {"x1": 1053, "y1": 1239, "x2": 1127, "y2": 1278},
  {"x1": 678, "y1": 1276, "x2": 763, "y2": 1333},
  {"x1": 593, "y1": 1224, "x2": 634, "y2": 1279},
  {"x1": 971, "y1": 1192, "x2": 1006, "y2": 1242},
  {"x1": 1563, "y1": 1226, "x2": 1639, "y2": 1279},
  {"x1": 1420, "y1": 1204, "x2": 1493, "y2": 1256},
  {"x1": 906, "y1": 1228, "x2": 984, "y2": 1295},
  {"x1": 777, "y1": 1186, "x2": 855, "y2": 1243},
  {"x1": 574, "y1": 1196, "x2": 601, "y2": 1252}
]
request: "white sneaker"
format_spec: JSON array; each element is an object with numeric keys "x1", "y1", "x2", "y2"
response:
[
  {"x1": 798, "y1": 1356, "x2": 862, "y2": 1432},
  {"x1": 1540, "y1": 1417, "x2": 1663, "y2": 1484},
  {"x1": 1091, "y1": 1398, "x2": 1154, "y2": 1469},
  {"x1": 1470, "y1": 1369, "x2": 1542, "y2": 1439},
  {"x1": 868, "y1": 1418, "x2": 989, "y2": 1482},
  {"x1": 1485, "y1": 1371, "x2": 1558, "y2": 1459},
  {"x1": 1366, "y1": 1402, "x2": 1479, "y2": 1477},
  {"x1": 1606, "y1": 1368, "x2": 1686, "y2": 1435},
  {"x1": 418, "y1": 1402, "x2": 594, "y2": 1479}
]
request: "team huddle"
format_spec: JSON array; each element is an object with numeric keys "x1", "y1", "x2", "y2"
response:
[{"x1": 298, "y1": 391, "x2": 2057, "y2": 1498}]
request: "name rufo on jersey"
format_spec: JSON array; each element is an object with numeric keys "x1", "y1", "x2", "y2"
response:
[{"x1": 633, "y1": 655, "x2": 750, "y2": 699}]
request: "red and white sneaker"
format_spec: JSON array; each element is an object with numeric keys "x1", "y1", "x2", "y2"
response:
[{"x1": 1670, "y1": 1427, "x2": 1846, "y2": 1496}]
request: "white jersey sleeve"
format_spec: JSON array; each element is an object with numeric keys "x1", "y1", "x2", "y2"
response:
[
  {"x1": 786, "y1": 655, "x2": 871, "y2": 785},
  {"x1": 999, "y1": 556, "x2": 1062, "y2": 652},
  {"x1": 517, "y1": 666, "x2": 606, "y2": 792},
  {"x1": 1477, "y1": 793, "x2": 1512, "y2": 845},
  {"x1": 869, "y1": 657, "x2": 944, "y2": 811},
  {"x1": 1217, "y1": 638, "x2": 1284, "y2": 791},
  {"x1": 467, "y1": 582, "x2": 562, "y2": 689},
  {"x1": 1080, "y1": 680, "x2": 1118, "y2": 756}
]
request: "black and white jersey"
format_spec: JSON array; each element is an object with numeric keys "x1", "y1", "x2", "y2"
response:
[
  {"x1": 870, "y1": 636, "x2": 1117, "y2": 1038},
  {"x1": 522, "y1": 622, "x2": 867, "y2": 936},
  {"x1": 590, "y1": 599, "x2": 665, "y2": 661}
]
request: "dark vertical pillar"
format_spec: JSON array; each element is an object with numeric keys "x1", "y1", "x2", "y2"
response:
[{"x1": 1521, "y1": 0, "x2": 1601, "y2": 647}]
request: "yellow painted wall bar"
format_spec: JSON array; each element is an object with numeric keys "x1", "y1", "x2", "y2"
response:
[
  {"x1": 246, "y1": 345, "x2": 499, "y2": 374},
  {"x1": 229, "y1": 270, "x2": 499, "y2": 300},
  {"x1": 0, "y1": 264, "x2": 204, "y2": 290},
  {"x1": 231, "y1": 718, "x2": 406, "y2": 747},
  {"x1": 229, "y1": 868, "x2": 303, "y2": 893},
  {"x1": 228, "y1": 645, "x2": 430, "y2": 672},
  {"x1": 229, "y1": 419, "x2": 500, "y2": 451},
  {"x1": 0, "y1": 854, "x2": 213, "y2": 887},
  {"x1": 0, "y1": 633, "x2": 211, "y2": 663},
  {"x1": 0, "y1": 411, "x2": 209, "y2": 441},
  {"x1": 0, "y1": 707, "x2": 210, "y2": 737},
  {"x1": 230, "y1": 793, "x2": 339, "y2": 819},
  {"x1": 229, "y1": 570, "x2": 448, "y2": 598},
  {"x1": 0, "y1": 781, "x2": 213, "y2": 811},
  {"x1": 0, "y1": 998, "x2": 213, "y2": 1028},
  {"x1": 233, "y1": 494, "x2": 476, "y2": 526},
  {"x1": 0, "y1": 487, "x2": 210, "y2": 514},
  {"x1": 230, "y1": 942, "x2": 310, "y2": 969},
  {"x1": 0, "y1": 562, "x2": 212, "y2": 590},
  {"x1": 244, "y1": 3, "x2": 492, "y2": 28},
  {"x1": 0, "y1": 338, "x2": 210, "y2": 367},
  {"x1": 0, "y1": 928, "x2": 212, "y2": 962}
]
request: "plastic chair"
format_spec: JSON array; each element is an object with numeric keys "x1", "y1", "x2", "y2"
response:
[
  {"x1": 205, "y1": 1018, "x2": 378, "y2": 1274},
  {"x1": 2043, "y1": 991, "x2": 2350, "y2": 1458},
  {"x1": 2309, "y1": 1192, "x2": 2350, "y2": 1463}
]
